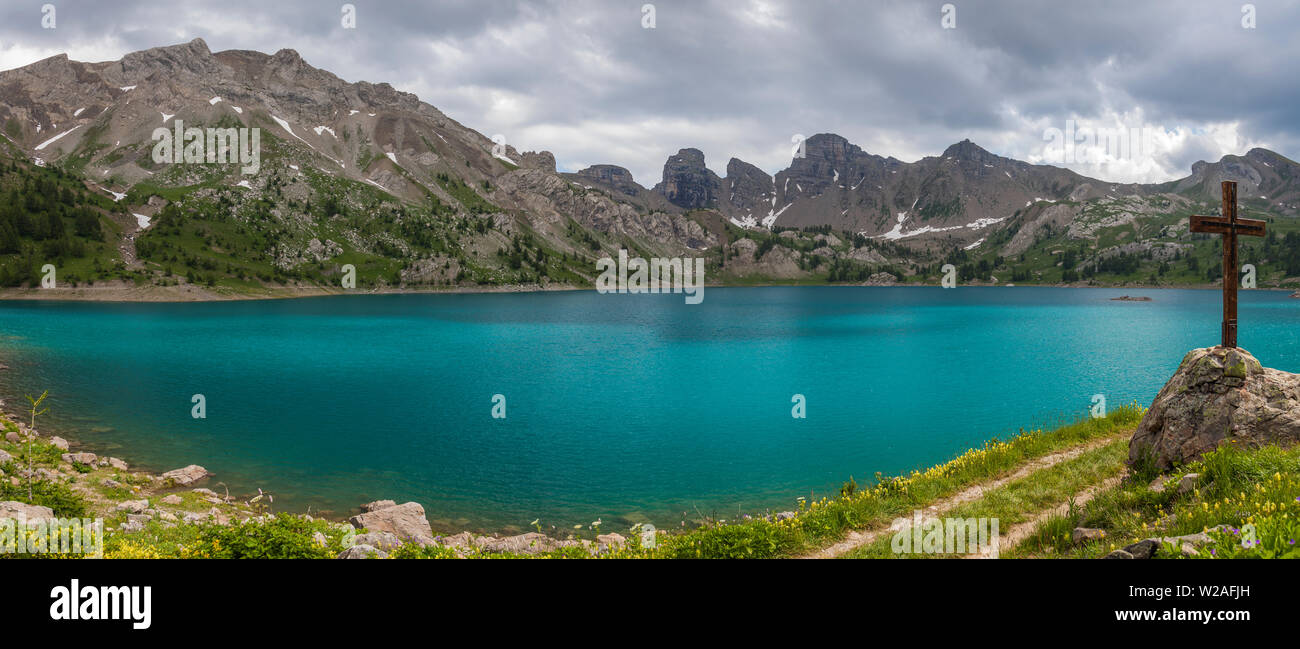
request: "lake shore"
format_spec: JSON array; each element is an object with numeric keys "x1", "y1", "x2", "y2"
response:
[{"x1": 2, "y1": 278, "x2": 1296, "y2": 302}]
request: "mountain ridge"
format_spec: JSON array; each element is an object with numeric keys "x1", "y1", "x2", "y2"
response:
[{"x1": 2, "y1": 39, "x2": 1299, "y2": 294}]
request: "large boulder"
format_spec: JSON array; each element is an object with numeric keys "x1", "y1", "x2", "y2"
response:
[
  {"x1": 160, "y1": 465, "x2": 211, "y2": 486},
  {"x1": 348, "y1": 502, "x2": 433, "y2": 543},
  {"x1": 1129, "y1": 347, "x2": 1300, "y2": 470},
  {"x1": 0, "y1": 501, "x2": 55, "y2": 523}
]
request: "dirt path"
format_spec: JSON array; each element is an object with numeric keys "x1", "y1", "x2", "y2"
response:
[
  {"x1": 800, "y1": 435, "x2": 1123, "y2": 559},
  {"x1": 966, "y1": 472, "x2": 1125, "y2": 559}
]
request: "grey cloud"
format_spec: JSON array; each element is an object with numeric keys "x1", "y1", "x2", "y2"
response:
[{"x1": 0, "y1": 0, "x2": 1296, "y2": 185}]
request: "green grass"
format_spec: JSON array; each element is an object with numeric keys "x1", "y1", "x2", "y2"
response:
[
  {"x1": 622, "y1": 404, "x2": 1144, "y2": 559},
  {"x1": 1014, "y1": 441, "x2": 1300, "y2": 559},
  {"x1": 843, "y1": 437, "x2": 1129, "y2": 558},
  {"x1": 434, "y1": 172, "x2": 499, "y2": 215}
]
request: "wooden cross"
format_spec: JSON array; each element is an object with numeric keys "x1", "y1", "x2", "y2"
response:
[{"x1": 1190, "y1": 181, "x2": 1265, "y2": 348}]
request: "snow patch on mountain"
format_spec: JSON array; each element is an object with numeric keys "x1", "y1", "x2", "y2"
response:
[{"x1": 35, "y1": 125, "x2": 81, "y2": 150}]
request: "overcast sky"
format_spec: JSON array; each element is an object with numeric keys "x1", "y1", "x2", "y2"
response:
[{"x1": 2, "y1": 0, "x2": 1297, "y2": 185}]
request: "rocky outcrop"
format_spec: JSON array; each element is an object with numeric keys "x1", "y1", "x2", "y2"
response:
[
  {"x1": 575, "y1": 165, "x2": 642, "y2": 197},
  {"x1": 655, "y1": 148, "x2": 721, "y2": 209},
  {"x1": 1129, "y1": 347, "x2": 1300, "y2": 470},
  {"x1": 723, "y1": 157, "x2": 773, "y2": 218}
]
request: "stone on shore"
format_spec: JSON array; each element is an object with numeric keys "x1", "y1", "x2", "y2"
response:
[
  {"x1": 337, "y1": 544, "x2": 387, "y2": 559},
  {"x1": 348, "y1": 502, "x2": 434, "y2": 543},
  {"x1": 0, "y1": 450, "x2": 11, "y2": 463},
  {"x1": 4, "y1": 432, "x2": 18, "y2": 444},
  {"x1": 49, "y1": 436, "x2": 68, "y2": 450},
  {"x1": 1129, "y1": 346, "x2": 1300, "y2": 470},
  {"x1": 479, "y1": 532, "x2": 563, "y2": 554},
  {"x1": 99, "y1": 457, "x2": 128, "y2": 471},
  {"x1": 160, "y1": 465, "x2": 211, "y2": 486},
  {"x1": 353, "y1": 531, "x2": 404, "y2": 551},
  {"x1": 61, "y1": 452, "x2": 97, "y2": 466},
  {"x1": 596, "y1": 533, "x2": 627, "y2": 552},
  {"x1": 114, "y1": 499, "x2": 149, "y2": 514},
  {"x1": 0, "y1": 501, "x2": 55, "y2": 523},
  {"x1": 160, "y1": 495, "x2": 183, "y2": 505}
]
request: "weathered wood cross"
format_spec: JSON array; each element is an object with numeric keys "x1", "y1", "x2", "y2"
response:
[{"x1": 1190, "y1": 180, "x2": 1265, "y2": 348}]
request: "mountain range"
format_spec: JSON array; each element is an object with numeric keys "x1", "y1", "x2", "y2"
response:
[{"x1": 1, "y1": 39, "x2": 1298, "y2": 293}]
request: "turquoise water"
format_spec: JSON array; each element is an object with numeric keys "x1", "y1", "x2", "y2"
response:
[{"x1": 1, "y1": 287, "x2": 1298, "y2": 533}]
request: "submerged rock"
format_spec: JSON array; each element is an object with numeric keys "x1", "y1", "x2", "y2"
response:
[{"x1": 1129, "y1": 346, "x2": 1300, "y2": 470}]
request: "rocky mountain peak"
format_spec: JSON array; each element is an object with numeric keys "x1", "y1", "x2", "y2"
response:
[
  {"x1": 576, "y1": 164, "x2": 641, "y2": 196},
  {"x1": 656, "y1": 148, "x2": 720, "y2": 209},
  {"x1": 942, "y1": 138, "x2": 995, "y2": 162},
  {"x1": 798, "y1": 133, "x2": 854, "y2": 163},
  {"x1": 120, "y1": 37, "x2": 218, "y2": 78},
  {"x1": 668, "y1": 148, "x2": 706, "y2": 167}
]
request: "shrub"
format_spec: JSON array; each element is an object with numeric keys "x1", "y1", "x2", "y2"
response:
[{"x1": 191, "y1": 514, "x2": 334, "y2": 559}]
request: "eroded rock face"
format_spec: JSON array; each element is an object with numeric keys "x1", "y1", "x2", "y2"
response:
[
  {"x1": 656, "y1": 148, "x2": 721, "y2": 209},
  {"x1": 1129, "y1": 347, "x2": 1300, "y2": 470}
]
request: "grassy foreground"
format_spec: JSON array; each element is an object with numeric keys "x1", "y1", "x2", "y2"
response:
[
  {"x1": 3, "y1": 403, "x2": 1154, "y2": 559},
  {"x1": 1013, "y1": 441, "x2": 1300, "y2": 559},
  {"x1": 13, "y1": 401, "x2": 1297, "y2": 559}
]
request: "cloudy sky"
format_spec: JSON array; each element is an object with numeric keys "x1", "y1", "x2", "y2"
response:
[{"x1": 2, "y1": 0, "x2": 1296, "y2": 185}]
